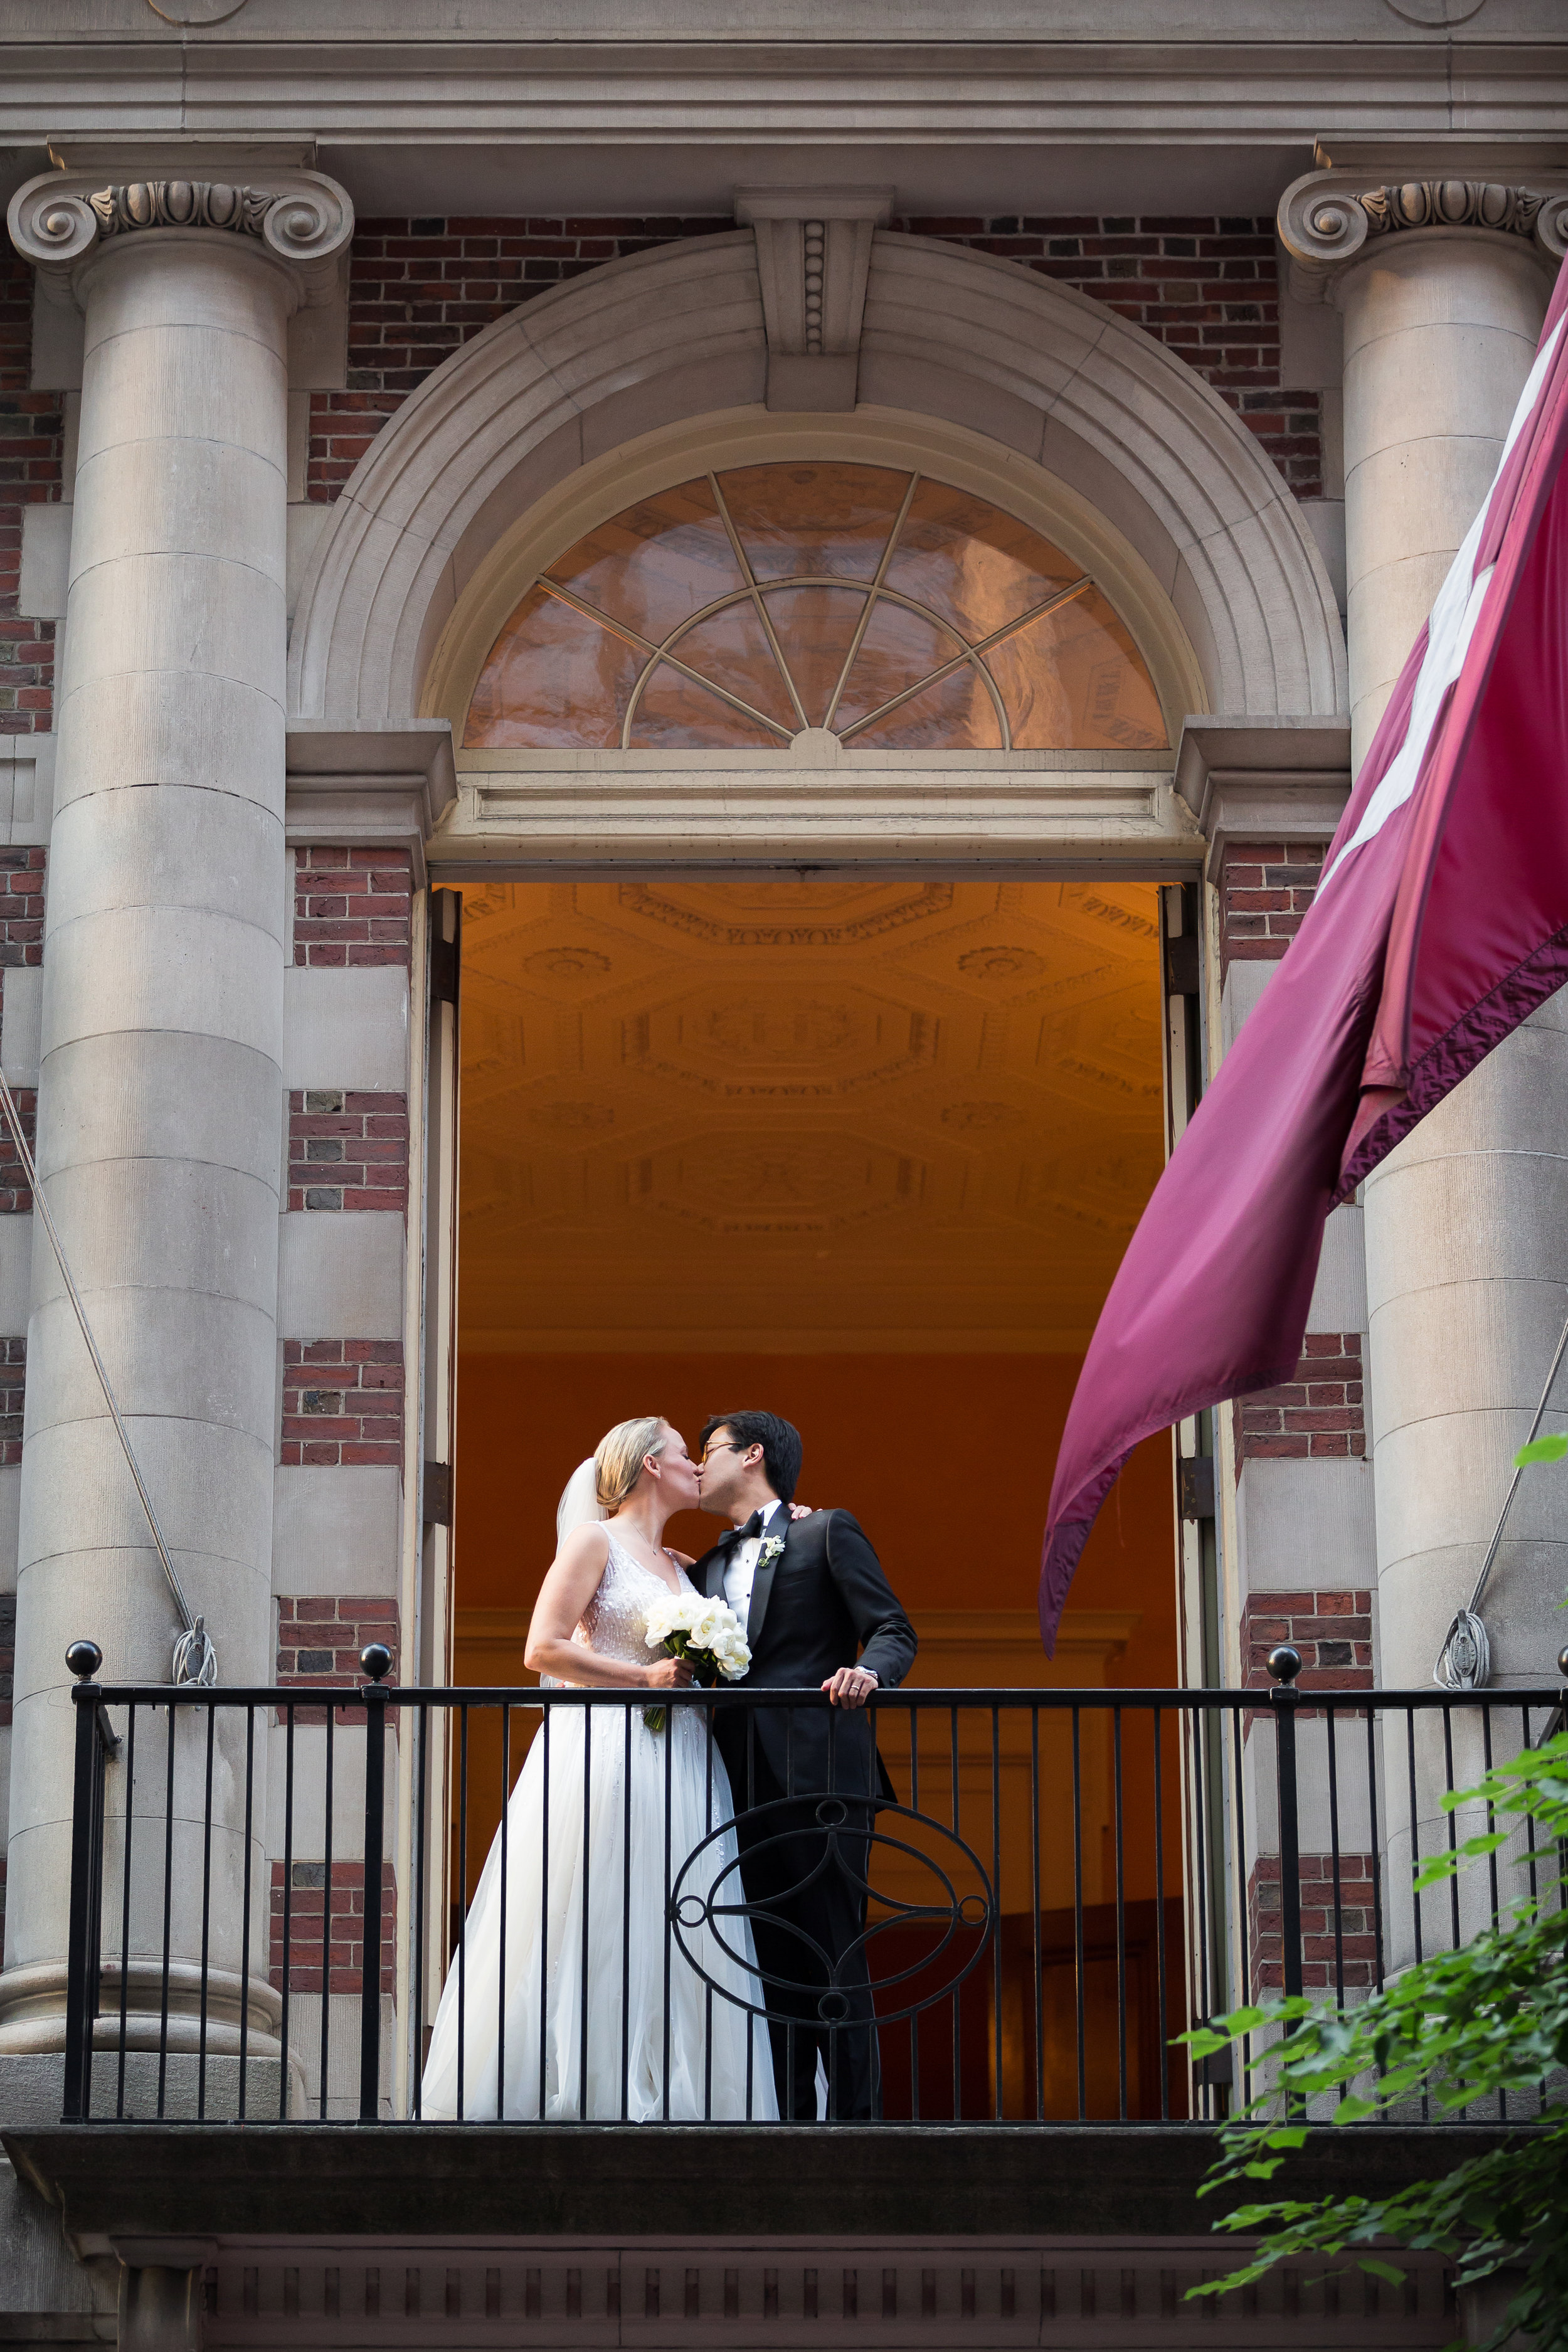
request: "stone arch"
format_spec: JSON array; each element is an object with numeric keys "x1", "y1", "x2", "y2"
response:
[{"x1": 288, "y1": 230, "x2": 1345, "y2": 728}]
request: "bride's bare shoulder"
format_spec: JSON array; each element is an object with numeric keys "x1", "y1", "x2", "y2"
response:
[{"x1": 553, "y1": 1519, "x2": 612, "y2": 1574}]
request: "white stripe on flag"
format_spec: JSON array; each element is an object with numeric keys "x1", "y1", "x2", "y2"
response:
[{"x1": 1316, "y1": 310, "x2": 1565, "y2": 893}]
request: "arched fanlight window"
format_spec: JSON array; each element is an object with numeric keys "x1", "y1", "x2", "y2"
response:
[{"x1": 464, "y1": 463, "x2": 1167, "y2": 754}]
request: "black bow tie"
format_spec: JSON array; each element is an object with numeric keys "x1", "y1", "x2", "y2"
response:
[{"x1": 719, "y1": 1510, "x2": 766, "y2": 1551}]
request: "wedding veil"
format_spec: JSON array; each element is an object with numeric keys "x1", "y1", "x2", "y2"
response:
[{"x1": 556, "y1": 1458, "x2": 607, "y2": 1545}]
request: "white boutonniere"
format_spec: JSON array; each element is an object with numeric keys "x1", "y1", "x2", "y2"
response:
[{"x1": 759, "y1": 1534, "x2": 787, "y2": 1565}]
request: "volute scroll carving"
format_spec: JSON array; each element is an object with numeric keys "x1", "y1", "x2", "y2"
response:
[
  {"x1": 7, "y1": 167, "x2": 354, "y2": 310},
  {"x1": 1279, "y1": 168, "x2": 1568, "y2": 298}
]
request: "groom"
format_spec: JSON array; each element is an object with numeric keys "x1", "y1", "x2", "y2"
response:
[{"x1": 693, "y1": 1411, "x2": 916, "y2": 2121}]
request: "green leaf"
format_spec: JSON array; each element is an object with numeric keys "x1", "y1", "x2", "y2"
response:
[
  {"x1": 1358, "y1": 2261, "x2": 1409, "y2": 2287},
  {"x1": 1226, "y1": 2005, "x2": 1273, "y2": 2034},
  {"x1": 1514, "y1": 1433, "x2": 1568, "y2": 1466}
]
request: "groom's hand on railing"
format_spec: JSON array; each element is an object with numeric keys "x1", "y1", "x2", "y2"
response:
[{"x1": 822, "y1": 1665, "x2": 878, "y2": 1708}]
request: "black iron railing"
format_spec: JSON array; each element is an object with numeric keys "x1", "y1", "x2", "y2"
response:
[{"x1": 57, "y1": 1641, "x2": 1567, "y2": 2127}]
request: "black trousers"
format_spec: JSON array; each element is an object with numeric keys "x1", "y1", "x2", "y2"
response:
[{"x1": 729, "y1": 1751, "x2": 882, "y2": 2121}]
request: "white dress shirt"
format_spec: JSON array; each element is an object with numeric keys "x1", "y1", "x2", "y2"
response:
[
  {"x1": 722, "y1": 1496, "x2": 785, "y2": 1630},
  {"x1": 721, "y1": 1503, "x2": 877, "y2": 1684}
]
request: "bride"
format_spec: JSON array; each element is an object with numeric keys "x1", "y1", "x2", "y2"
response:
[{"x1": 420, "y1": 1416, "x2": 779, "y2": 2122}]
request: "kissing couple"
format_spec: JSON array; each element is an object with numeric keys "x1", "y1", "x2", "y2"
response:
[{"x1": 421, "y1": 1410, "x2": 916, "y2": 2122}]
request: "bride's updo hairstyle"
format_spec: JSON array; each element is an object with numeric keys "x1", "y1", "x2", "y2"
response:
[{"x1": 594, "y1": 1416, "x2": 669, "y2": 1511}]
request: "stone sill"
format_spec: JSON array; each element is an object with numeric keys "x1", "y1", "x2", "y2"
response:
[{"x1": 3, "y1": 2122, "x2": 1526, "y2": 2245}]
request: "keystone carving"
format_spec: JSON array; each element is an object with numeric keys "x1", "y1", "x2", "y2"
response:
[
  {"x1": 1279, "y1": 170, "x2": 1568, "y2": 298},
  {"x1": 734, "y1": 186, "x2": 894, "y2": 413},
  {"x1": 7, "y1": 168, "x2": 354, "y2": 310}
]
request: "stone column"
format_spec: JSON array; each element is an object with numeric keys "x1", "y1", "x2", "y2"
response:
[
  {"x1": 1281, "y1": 171, "x2": 1568, "y2": 1957},
  {"x1": 0, "y1": 172, "x2": 352, "y2": 2064}
]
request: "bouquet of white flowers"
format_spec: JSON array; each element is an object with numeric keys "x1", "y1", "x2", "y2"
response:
[{"x1": 641, "y1": 1592, "x2": 751, "y2": 1732}]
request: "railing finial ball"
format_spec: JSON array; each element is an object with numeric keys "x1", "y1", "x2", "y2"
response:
[
  {"x1": 1266, "y1": 1643, "x2": 1303, "y2": 1685},
  {"x1": 1558, "y1": 1645, "x2": 1568, "y2": 1682},
  {"x1": 65, "y1": 1639, "x2": 102, "y2": 1682},
  {"x1": 360, "y1": 1641, "x2": 393, "y2": 1683}
]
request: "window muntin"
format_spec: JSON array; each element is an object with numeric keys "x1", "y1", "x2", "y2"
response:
[{"x1": 464, "y1": 464, "x2": 1167, "y2": 754}]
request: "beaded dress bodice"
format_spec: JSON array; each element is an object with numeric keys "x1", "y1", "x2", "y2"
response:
[{"x1": 556, "y1": 1530, "x2": 693, "y2": 1676}]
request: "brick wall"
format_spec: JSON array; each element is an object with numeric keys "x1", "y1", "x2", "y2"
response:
[
  {"x1": 277, "y1": 1594, "x2": 400, "y2": 1689},
  {"x1": 0, "y1": 1589, "x2": 10, "y2": 1946},
  {"x1": 276, "y1": 1595, "x2": 399, "y2": 1729},
  {"x1": 0, "y1": 847, "x2": 46, "y2": 1214},
  {"x1": 0, "y1": 1337, "x2": 23, "y2": 1465},
  {"x1": 294, "y1": 845, "x2": 412, "y2": 968},
  {"x1": 0, "y1": 250, "x2": 61, "y2": 738},
  {"x1": 309, "y1": 215, "x2": 730, "y2": 499},
  {"x1": 903, "y1": 215, "x2": 1320, "y2": 497},
  {"x1": 269, "y1": 1859, "x2": 396, "y2": 1996},
  {"x1": 288, "y1": 1091, "x2": 410, "y2": 1213},
  {"x1": 309, "y1": 213, "x2": 1322, "y2": 509},
  {"x1": 1217, "y1": 840, "x2": 1324, "y2": 977},
  {"x1": 1249, "y1": 1852, "x2": 1379, "y2": 1995},
  {"x1": 1235, "y1": 1334, "x2": 1365, "y2": 1465},
  {"x1": 1240, "y1": 1588, "x2": 1374, "y2": 1692},
  {"x1": 0, "y1": 1096, "x2": 31, "y2": 1216},
  {"x1": 0, "y1": 846, "x2": 46, "y2": 972},
  {"x1": 280, "y1": 1340, "x2": 404, "y2": 1467}
]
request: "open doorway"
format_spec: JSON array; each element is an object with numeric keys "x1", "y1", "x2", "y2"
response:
[{"x1": 447, "y1": 871, "x2": 1184, "y2": 2114}]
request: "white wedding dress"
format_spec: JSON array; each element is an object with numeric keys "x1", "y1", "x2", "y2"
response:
[{"x1": 421, "y1": 1533, "x2": 778, "y2": 2122}]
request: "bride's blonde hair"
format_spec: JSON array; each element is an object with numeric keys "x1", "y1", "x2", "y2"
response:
[{"x1": 595, "y1": 1416, "x2": 670, "y2": 1511}]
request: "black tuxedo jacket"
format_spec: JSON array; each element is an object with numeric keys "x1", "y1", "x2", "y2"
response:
[{"x1": 694, "y1": 1507, "x2": 916, "y2": 1801}]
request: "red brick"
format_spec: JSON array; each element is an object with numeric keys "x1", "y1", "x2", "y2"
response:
[
  {"x1": 269, "y1": 1859, "x2": 396, "y2": 1995},
  {"x1": 280, "y1": 1340, "x2": 406, "y2": 1464},
  {"x1": 305, "y1": 213, "x2": 1319, "y2": 510}
]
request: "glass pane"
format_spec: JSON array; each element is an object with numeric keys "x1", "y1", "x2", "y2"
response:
[
  {"x1": 844, "y1": 666, "x2": 1004, "y2": 750},
  {"x1": 761, "y1": 584, "x2": 869, "y2": 726},
  {"x1": 883, "y1": 479, "x2": 1081, "y2": 644},
  {"x1": 990, "y1": 586, "x2": 1168, "y2": 750},
  {"x1": 546, "y1": 477, "x2": 746, "y2": 644},
  {"x1": 666, "y1": 597, "x2": 798, "y2": 733},
  {"x1": 719, "y1": 462, "x2": 909, "y2": 583},
  {"x1": 832, "y1": 598, "x2": 967, "y2": 734},
  {"x1": 630, "y1": 663, "x2": 784, "y2": 750},
  {"x1": 464, "y1": 586, "x2": 643, "y2": 749}
]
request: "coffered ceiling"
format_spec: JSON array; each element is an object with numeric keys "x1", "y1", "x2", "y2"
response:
[{"x1": 458, "y1": 876, "x2": 1166, "y2": 1353}]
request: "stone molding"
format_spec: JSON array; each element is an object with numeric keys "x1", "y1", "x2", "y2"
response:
[
  {"x1": 1279, "y1": 167, "x2": 1568, "y2": 300},
  {"x1": 735, "y1": 185, "x2": 894, "y2": 413},
  {"x1": 7, "y1": 167, "x2": 354, "y2": 311},
  {"x1": 289, "y1": 233, "x2": 1345, "y2": 730},
  {"x1": 285, "y1": 722, "x2": 456, "y2": 889},
  {"x1": 1175, "y1": 714, "x2": 1352, "y2": 883},
  {"x1": 3, "y1": 28, "x2": 1564, "y2": 158}
]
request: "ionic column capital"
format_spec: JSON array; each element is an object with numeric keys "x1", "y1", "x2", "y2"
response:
[
  {"x1": 1278, "y1": 168, "x2": 1568, "y2": 304},
  {"x1": 7, "y1": 166, "x2": 354, "y2": 314}
]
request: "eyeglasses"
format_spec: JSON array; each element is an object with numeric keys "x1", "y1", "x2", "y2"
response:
[{"x1": 699, "y1": 1439, "x2": 740, "y2": 1466}]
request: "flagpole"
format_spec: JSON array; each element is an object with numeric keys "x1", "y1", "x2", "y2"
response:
[
  {"x1": 0, "y1": 1066, "x2": 216, "y2": 1685},
  {"x1": 1433, "y1": 1295, "x2": 1568, "y2": 1690}
]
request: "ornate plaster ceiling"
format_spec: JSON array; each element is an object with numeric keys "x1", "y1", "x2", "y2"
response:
[{"x1": 458, "y1": 877, "x2": 1166, "y2": 1352}]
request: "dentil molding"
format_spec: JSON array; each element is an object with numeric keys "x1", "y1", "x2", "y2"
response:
[
  {"x1": 7, "y1": 167, "x2": 354, "y2": 312},
  {"x1": 1280, "y1": 167, "x2": 1568, "y2": 300}
]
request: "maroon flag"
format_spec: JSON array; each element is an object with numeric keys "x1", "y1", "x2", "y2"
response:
[{"x1": 1041, "y1": 256, "x2": 1568, "y2": 1650}]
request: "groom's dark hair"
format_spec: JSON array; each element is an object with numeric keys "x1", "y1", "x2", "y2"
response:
[{"x1": 700, "y1": 1410, "x2": 802, "y2": 1505}]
